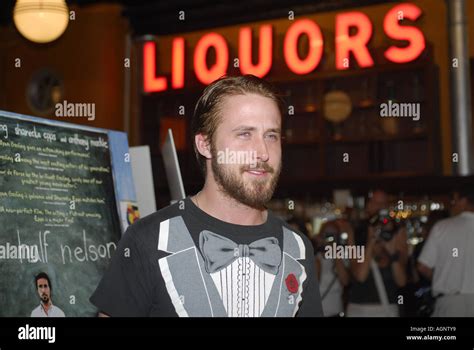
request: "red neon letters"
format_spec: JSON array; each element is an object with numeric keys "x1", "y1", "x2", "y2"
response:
[
  {"x1": 239, "y1": 25, "x2": 273, "y2": 76},
  {"x1": 143, "y1": 3, "x2": 425, "y2": 92},
  {"x1": 335, "y1": 12, "x2": 374, "y2": 70},
  {"x1": 284, "y1": 19, "x2": 324, "y2": 75},
  {"x1": 383, "y1": 3, "x2": 425, "y2": 64}
]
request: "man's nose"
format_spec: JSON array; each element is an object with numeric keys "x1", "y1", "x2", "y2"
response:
[{"x1": 254, "y1": 136, "x2": 269, "y2": 163}]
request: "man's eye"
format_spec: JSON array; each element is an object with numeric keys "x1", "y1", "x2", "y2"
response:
[
  {"x1": 238, "y1": 132, "x2": 251, "y2": 138},
  {"x1": 266, "y1": 134, "x2": 279, "y2": 141}
]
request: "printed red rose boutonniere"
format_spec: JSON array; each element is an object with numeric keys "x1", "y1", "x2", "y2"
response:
[{"x1": 285, "y1": 273, "x2": 299, "y2": 294}]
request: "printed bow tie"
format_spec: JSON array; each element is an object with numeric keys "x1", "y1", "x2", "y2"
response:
[{"x1": 199, "y1": 230, "x2": 282, "y2": 275}]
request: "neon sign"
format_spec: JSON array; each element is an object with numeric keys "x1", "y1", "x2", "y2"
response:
[{"x1": 143, "y1": 3, "x2": 425, "y2": 93}]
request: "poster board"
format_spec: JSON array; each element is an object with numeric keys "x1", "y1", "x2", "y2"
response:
[{"x1": 0, "y1": 110, "x2": 138, "y2": 317}]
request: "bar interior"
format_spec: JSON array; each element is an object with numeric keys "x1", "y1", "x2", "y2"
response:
[{"x1": 0, "y1": 0, "x2": 473, "y2": 319}]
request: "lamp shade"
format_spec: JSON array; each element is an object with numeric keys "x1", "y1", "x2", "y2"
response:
[{"x1": 13, "y1": 0, "x2": 69, "y2": 43}]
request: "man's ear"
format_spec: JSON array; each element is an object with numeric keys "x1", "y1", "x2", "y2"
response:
[{"x1": 195, "y1": 133, "x2": 212, "y2": 159}]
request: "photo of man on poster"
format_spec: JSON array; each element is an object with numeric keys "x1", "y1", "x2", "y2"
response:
[{"x1": 30, "y1": 272, "x2": 65, "y2": 318}]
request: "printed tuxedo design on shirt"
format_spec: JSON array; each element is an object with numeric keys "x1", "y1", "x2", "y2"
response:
[{"x1": 157, "y1": 216, "x2": 307, "y2": 317}]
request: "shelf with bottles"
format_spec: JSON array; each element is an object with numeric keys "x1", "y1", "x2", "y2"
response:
[
  {"x1": 321, "y1": 72, "x2": 431, "y2": 142},
  {"x1": 279, "y1": 81, "x2": 321, "y2": 115},
  {"x1": 281, "y1": 144, "x2": 323, "y2": 180},
  {"x1": 284, "y1": 115, "x2": 320, "y2": 145},
  {"x1": 377, "y1": 69, "x2": 426, "y2": 102},
  {"x1": 323, "y1": 137, "x2": 432, "y2": 178},
  {"x1": 323, "y1": 108, "x2": 430, "y2": 143}
]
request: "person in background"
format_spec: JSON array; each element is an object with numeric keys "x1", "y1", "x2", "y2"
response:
[
  {"x1": 417, "y1": 186, "x2": 474, "y2": 317},
  {"x1": 31, "y1": 272, "x2": 65, "y2": 317},
  {"x1": 411, "y1": 209, "x2": 450, "y2": 283},
  {"x1": 313, "y1": 220, "x2": 350, "y2": 317},
  {"x1": 346, "y1": 189, "x2": 408, "y2": 317},
  {"x1": 403, "y1": 209, "x2": 450, "y2": 317}
]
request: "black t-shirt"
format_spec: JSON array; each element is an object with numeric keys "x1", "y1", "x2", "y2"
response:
[{"x1": 90, "y1": 197, "x2": 323, "y2": 317}]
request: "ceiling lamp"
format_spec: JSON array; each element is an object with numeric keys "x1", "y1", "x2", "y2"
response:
[{"x1": 13, "y1": 0, "x2": 69, "y2": 44}]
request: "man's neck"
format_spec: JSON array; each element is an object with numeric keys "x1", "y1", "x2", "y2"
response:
[
  {"x1": 193, "y1": 182, "x2": 267, "y2": 226},
  {"x1": 41, "y1": 301, "x2": 52, "y2": 314}
]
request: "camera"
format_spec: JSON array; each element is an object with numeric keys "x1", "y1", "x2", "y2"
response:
[
  {"x1": 316, "y1": 224, "x2": 348, "y2": 252},
  {"x1": 368, "y1": 209, "x2": 399, "y2": 241}
]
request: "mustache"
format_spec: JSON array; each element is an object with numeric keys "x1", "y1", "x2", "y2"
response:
[{"x1": 241, "y1": 162, "x2": 275, "y2": 173}]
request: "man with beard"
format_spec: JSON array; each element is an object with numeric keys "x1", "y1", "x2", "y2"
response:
[
  {"x1": 90, "y1": 75, "x2": 323, "y2": 317},
  {"x1": 31, "y1": 272, "x2": 65, "y2": 317}
]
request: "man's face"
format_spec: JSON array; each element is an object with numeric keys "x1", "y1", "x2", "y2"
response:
[
  {"x1": 210, "y1": 93, "x2": 282, "y2": 209},
  {"x1": 450, "y1": 192, "x2": 467, "y2": 216},
  {"x1": 37, "y1": 278, "x2": 50, "y2": 304}
]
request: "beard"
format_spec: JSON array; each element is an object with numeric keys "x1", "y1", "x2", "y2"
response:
[
  {"x1": 41, "y1": 295, "x2": 50, "y2": 304},
  {"x1": 211, "y1": 147, "x2": 281, "y2": 209}
]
